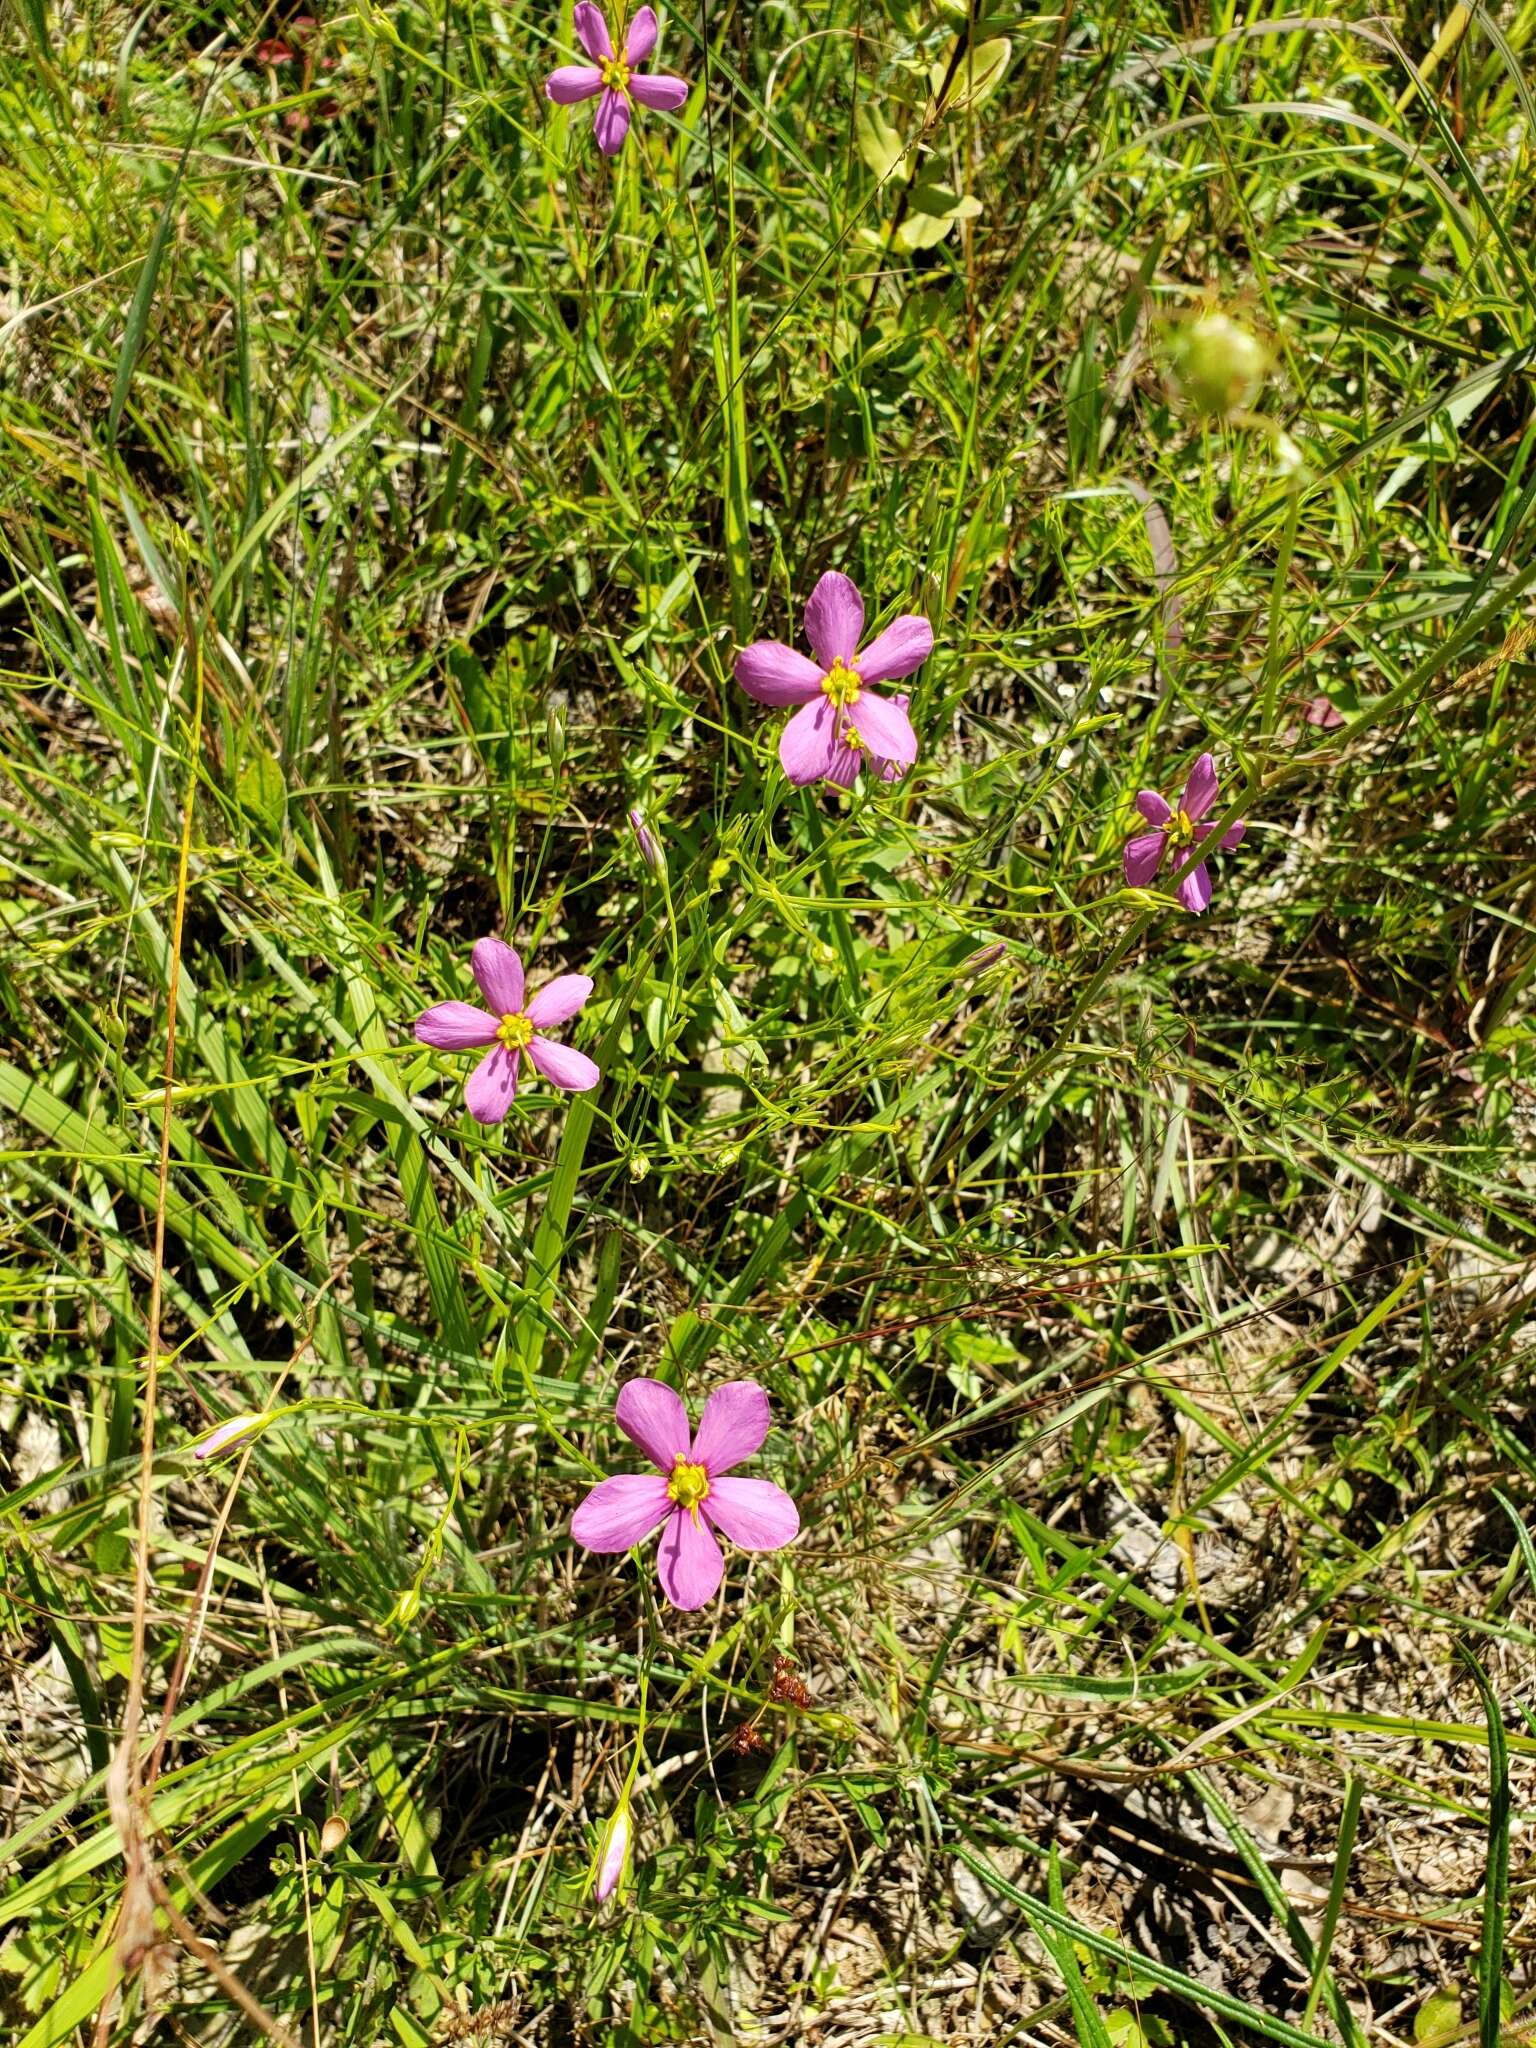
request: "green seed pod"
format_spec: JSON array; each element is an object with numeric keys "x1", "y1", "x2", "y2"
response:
[{"x1": 1164, "y1": 309, "x2": 1272, "y2": 420}]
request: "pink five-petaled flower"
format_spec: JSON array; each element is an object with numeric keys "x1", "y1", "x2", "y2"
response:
[
  {"x1": 415, "y1": 937, "x2": 600, "y2": 1124},
  {"x1": 1122, "y1": 751, "x2": 1247, "y2": 915},
  {"x1": 545, "y1": 4, "x2": 688, "y2": 155},
  {"x1": 735, "y1": 570, "x2": 932, "y2": 788},
  {"x1": 571, "y1": 1378, "x2": 800, "y2": 1611}
]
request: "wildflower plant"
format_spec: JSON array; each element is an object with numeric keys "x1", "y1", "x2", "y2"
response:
[
  {"x1": 735, "y1": 571, "x2": 932, "y2": 788},
  {"x1": 1122, "y1": 753, "x2": 1248, "y2": 914},
  {"x1": 572, "y1": 1379, "x2": 799, "y2": 1610},
  {"x1": 545, "y1": 4, "x2": 688, "y2": 154},
  {"x1": 415, "y1": 937, "x2": 599, "y2": 1121}
]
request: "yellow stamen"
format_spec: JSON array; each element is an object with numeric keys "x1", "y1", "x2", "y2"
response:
[
  {"x1": 600, "y1": 55, "x2": 631, "y2": 91},
  {"x1": 841, "y1": 725, "x2": 864, "y2": 750},
  {"x1": 667, "y1": 1455, "x2": 710, "y2": 1520},
  {"x1": 496, "y1": 1011, "x2": 533, "y2": 1050},
  {"x1": 1163, "y1": 807, "x2": 1196, "y2": 847},
  {"x1": 821, "y1": 658, "x2": 861, "y2": 710}
]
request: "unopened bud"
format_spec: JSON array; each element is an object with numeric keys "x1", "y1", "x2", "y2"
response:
[
  {"x1": 546, "y1": 705, "x2": 566, "y2": 770},
  {"x1": 593, "y1": 1799, "x2": 632, "y2": 1903},
  {"x1": 628, "y1": 808, "x2": 663, "y2": 872},
  {"x1": 320, "y1": 1814, "x2": 349, "y2": 1855},
  {"x1": 193, "y1": 1413, "x2": 266, "y2": 1460},
  {"x1": 1164, "y1": 309, "x2": 1271, "y2": 421},
  {"x1": 959, "y1": 940, "x2": 1006, "y2": 977},
  {"x1": 390, "y1": 1585, "x2": 422, "y2": 1627}
]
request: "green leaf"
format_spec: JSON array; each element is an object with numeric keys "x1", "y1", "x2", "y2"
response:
[
  {"x1": 896, "y1": 189, "x2": 981, "y2": 250},
  {"x1": 236, "y1": 742, "x2": 286, "y2": 831},
  {"x1": 855, "y1": 102, "x2": 906, "y2": 181},
  {"x1": 1414, "y1": 1991, "x2": 1463, "y2": 2045},
  {"x1": 932, "y1": 36, "x2": 1011, "y2": 113}
]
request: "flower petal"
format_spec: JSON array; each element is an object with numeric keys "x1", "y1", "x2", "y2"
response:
[
  {"x1": 571, "y1": 1474, "x2": 672, "y2": 1551},
  {"x1": 527, "y1": 1037, "x2": 601, "y2": 1092},
  {"x1": 854, "y1": 612, "x2": 932, "y2": 685},
  {"x1": 1134, "y1": 788, "x2": 1171, "y2": 827},
  {"x1": 471, "y1": 937, "x2": 524, "y2": 1016},
  {"x1": 573, "y1": 0, "x2": 613, "y2": 58},
  {"x1": 846, "y1": 689, "x2": 917, "y2": 769},
  {"x1": 691, "y1": 1380, "x2": 771, "y2": 1474},
  {"x1": 1196, "y1": 817, "x2": 1247, "y2": 852},
  {"x1": 593, "y1": 86, "x2": 631, "y2": 152},
  {"x1": 1176, "y1": 860, "x2": 1213, "y2": 914},
  {"x1": 525, "y1": 974, "x2": 594, "y2": 1028},
  {"x1": 1122, "y1": 831, "x2": 1166, "y2": 887},
  {"x1": 656, "y1": 1508, "x2": 724, "y2": 1610},
  {"x1": 803, "y1": 571, "x2": 864, "y2": 667},
  {"x1": 825, "y1": 736, "x2": 863, "y2": 787},
  {"x1": 873, "y1": 695, "x2": 910, "y2": 781},
  {"x1": 414, "y1": 1000, "x2": 499, "y2": 1050},
  {"x1": 628, "y1": 71, "x2": 688, "y2": 109},
  {"x1": 736, "y1": 640, "x2": 825, "y2": 705},
  {"x1": 545, "y1": 63, "x2": 604, "y2": 101},
  {"x1": 1181, "y1": 752, "x2": 1219, "y2": 822},
  {"x1": 464, "y1": 1045, "x2": 518, "y2": 1123},
  {"x1": 624, "y1": 4, "x2": 658, "y2": 63},
  {"x1": 704, "y1": 1476, "x2": 800, "y2": 1551},
  {"x1": 616, "y1": 1377, "x2": 690, "y2": 1470},
  {"x1": 779, "y1": 699, "x2": 841, "y2": 785}
]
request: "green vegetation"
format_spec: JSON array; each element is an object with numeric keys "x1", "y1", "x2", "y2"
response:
[{"x1": 2, "y1": 0, "x2": 1535, "y2": 2041}]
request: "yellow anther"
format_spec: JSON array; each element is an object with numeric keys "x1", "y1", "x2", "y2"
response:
[
  {"x1": 497, "y1": 1011, "x2": 534, "y2": 1050},
  {"x1": 667, "y1": 1455, "x2": 710, "y2": 1517},
  {"x1": 821, "y1": 659, "x2": 861, "y2": 709}
]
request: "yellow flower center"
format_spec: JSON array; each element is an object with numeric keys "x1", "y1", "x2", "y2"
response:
[
  {"x1": 496, "y1": 1011, "x2": 533, "y2": 1050},
  {"x1": 841, "y1": 725, "x2": 864, "y2": 750},
  {"x1": 667, "y1": 1456, "x2": 710, "y2": 1517},
  {"x1": 600, "y1": 56, "x2": 631, "y2": 91},
  {"x1": 1164, "y1": 808, "x2": 1196, "y2": 848},
  {"x1": 821, "y1": 659, "x2": 861, "y2": 709}
]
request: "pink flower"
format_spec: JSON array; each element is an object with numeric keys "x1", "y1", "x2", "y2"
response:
[
  {"x1": 571, "y1": 1378, "x2": 800, "y2": 1611},
  {"x1": 736, "y1": 571, "x2": 932, "y2": 788},
  {"x1": 1303, "y1": 694, "x2": 1344, "y2": 729},
  {"x1": 1122, "y1": 751, "x2": 1247, "y2": 915},
  {"x1": 415, "y1": 937, "x2": 600, "y2": 1123},
  {"x1": 545, "y1": 4, "x2": 688, "y2": 155}
]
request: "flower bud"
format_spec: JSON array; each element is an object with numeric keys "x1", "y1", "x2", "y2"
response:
[
  {"x1": 390, "y1": 1585, "x2": 422, "y2": 1627},
  {"x1": 593, "y1": 1799, "x2": 632, "y2": 1903},
  {"x1": 193, "y1": 1413, "x2": 266, "y2": 1460},
  {"x1": 1164, "y1": 309, "x2": 1271, "y2": 420},
  {"x1": 546, "y1": 704, "x2": 566, "y2": 770},
  {"x1": 959, "y1": 940, "x2": 1006, "y2": 977},
  {"x1": 628, "y1": 808, "x2": 663, "y2": 872},
  {"x1": 320, "y1": 1813, "x2": 349, "y2": 1855}
]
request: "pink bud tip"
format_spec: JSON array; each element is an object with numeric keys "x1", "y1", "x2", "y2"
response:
[
  {"x1": 193, "y1": 1414, "x2": 265, "y2": 1460},
  {"x1": 628, "y1": 809, "x2": 662, "y2": 871},
  {"x1": 961, "y1": 941, "x2": 1006, "y2": 975},
  {"x1": 594, "y1": 1802, "x2": 632, "y2": 1902}
]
